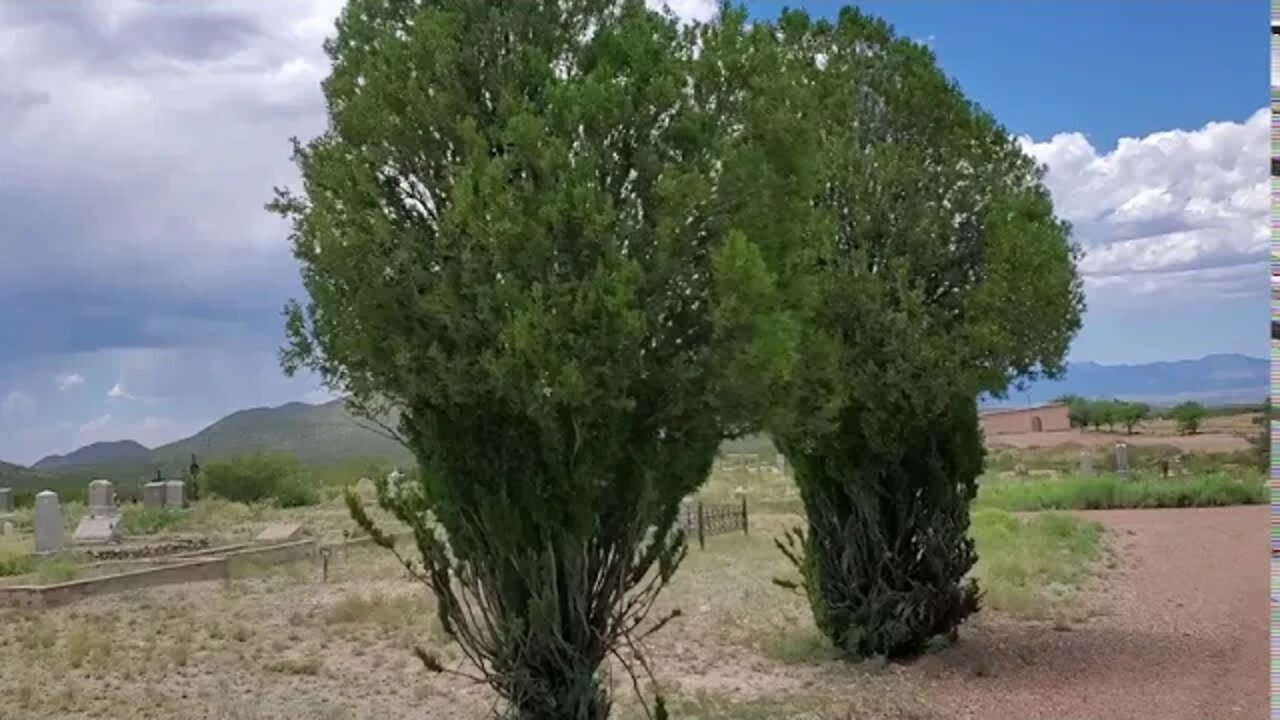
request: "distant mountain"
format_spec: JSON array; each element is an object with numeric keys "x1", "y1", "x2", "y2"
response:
[
  {"x1": 148, "y1": 399, "x2": 412, "y2": 467},
  {"x1": 34, "y1": 440, "x2": 150, "y2": 470},
  {"x1": 25, "y1": 399, "x2": 414, "y2": 486},
  {"x1": 0, "y1": 460, "x2": 55, "y2": 489},
  {"x1": 984, "y1": 353, "x2": 1268, "y2": 408}
]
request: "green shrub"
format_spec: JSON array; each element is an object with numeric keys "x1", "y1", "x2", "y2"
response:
[
  {"x1": 977, "y1": 472, "x2": 1266, "y2": 511},
  {"x1": 119, "y1": 506, "x2": 183, "y2": 536},
  {"x1": 272, "y1": 478, "x2": 319, "y2": 509},
  {"x1": 204, "y1": 453, "x2": 316, "y2": 507},
  {"x1": 0, "y1": 541, "x2": 33, "y2": 577}
]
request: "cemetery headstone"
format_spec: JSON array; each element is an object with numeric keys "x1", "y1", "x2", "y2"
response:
[
  {"x1": 164, "y1": 480, "x2": 187, "y2": 509},
  {"x1": 0, "y1": 487, "x2": 12, "y2": 513},
  {"x1": 87, "y1": 479, "x2": 117, "y2": 517},
  {"x1": 143, "y1": 482, "x2": 167, "y2": 510},
  {"x1": 1, "y1": 520, "x2": 13, "y2": 536},
  {"x1": 1114, "y1": 442, "x2": 1130, "y2": 476},
  {"x1": 33, "y1": 490, "x2": 64, "y2": 554},
  {"x1": 1078, "y1": 452, "x2": 1094, "y2": 476},
  {"x1": 73, "y1": 514, "x2": 122, "y2": 545},
  {"x1": 255, "y1": 522, "x2": 306, "y2": 544}
]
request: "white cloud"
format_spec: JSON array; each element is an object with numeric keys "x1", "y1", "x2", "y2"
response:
[
  {"x1": 1017, "y1": 108, "x2": 1268, "y2": 303},
  {"x1": 107, "y1": 382, "x2": 135, "y2": 399},
  {"x1": 1, "y1": 391, "x2": 33, "y2": 416},
  {"x1": 79, "y1": 413, "x2": 112, "y2": 434},
  {"x1": 56, "y1": 372, "x2": 85, "y2": 391},
  {"x1": 302, "y1": 387, "x2": 340, "y2": 405},
  {"x1": 652, "y1": 0, "x2": 718, "y2": 23}
]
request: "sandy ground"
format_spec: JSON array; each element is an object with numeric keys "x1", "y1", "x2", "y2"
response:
[
  {"x1": 920, "y1": 506, "x2": 1269, "y2": 720},
  {"x1": 988, "y1": 428, "x2": 1250, "y2": 452},
  {"x1": 0, "y1": 506, "x2": 1266, "y2": 719}
]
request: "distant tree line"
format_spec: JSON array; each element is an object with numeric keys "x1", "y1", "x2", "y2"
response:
[{"x1": 1055, "y1": 396, "x2": 1208, "y2": 435}]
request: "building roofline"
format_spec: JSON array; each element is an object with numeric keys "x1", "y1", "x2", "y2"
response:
[{"x1": 978, "y1": 403, "x2": 1067, "y2": 417}]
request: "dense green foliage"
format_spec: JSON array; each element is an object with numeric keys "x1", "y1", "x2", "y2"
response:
[
  {"x1": 766, "y1": 8, "x2": 1083, "y2": 660},
  {"x1": 1057, "y1": 396, "x2": 1150, "y2": 433},
  {"x1": 1170, "y1": 401, "x2": 1207, "y2": 434},
  {"x1": 274, "y1": 2, "x2": 820, "y2": 717},
  {"x1": 119, "y1": 507, "x2": 185, "y2": 536},
  {"x1": 977, "y1": 472, "x2": 1266, "y2": 511},
  {"x1": 203, "y1": 453, "x2": 319, "y2": 508}
]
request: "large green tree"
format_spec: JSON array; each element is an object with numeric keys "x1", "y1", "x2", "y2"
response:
[
  {"x1": 770, "y1": 8, "x2": 1085, "y2": 659},
  {"x1": 271, "y1": 2, "x2": 820, "y2": 717}
]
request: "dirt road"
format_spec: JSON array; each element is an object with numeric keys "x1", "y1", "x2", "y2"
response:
[{"x1": 921, "y1": 506, "x2": 1268, "y2": 720}]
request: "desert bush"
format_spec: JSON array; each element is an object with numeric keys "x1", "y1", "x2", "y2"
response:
[
  {"x1": 777, "y1": 392, "x2": 985, "y2": 658},
  {"x1": 768, "y1": 9, "x2": 1082, "y2": 661},
  {"x1": 119, "y1": 506, "x2": 183, "y2": 536},
  {"x1": 203, "y1": 453, "x2": 317, "y2": 507},
  {"x1": 274, "y1": 2, "x2": 818, "y2": 717}
]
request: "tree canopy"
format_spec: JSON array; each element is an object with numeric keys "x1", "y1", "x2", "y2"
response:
[
  {"x1": 271, "y1": 1, "x2": 824, "y2": 716},
  {"x1": 765, "y1": 7, "x2": 1084, "y2": 659}
]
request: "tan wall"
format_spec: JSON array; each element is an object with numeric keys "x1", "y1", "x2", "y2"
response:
[{"x1": 980, "y1": 404, "x2": 1071, "y2": 436}]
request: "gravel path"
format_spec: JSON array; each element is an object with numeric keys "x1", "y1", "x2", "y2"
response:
[{"x1": 921, "y1": 506, "x2": 1268, "y2": 720}]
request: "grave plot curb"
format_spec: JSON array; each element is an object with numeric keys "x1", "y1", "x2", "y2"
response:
[{"x1": 0, "y1": 538, "x2": 319, "y2": 610}]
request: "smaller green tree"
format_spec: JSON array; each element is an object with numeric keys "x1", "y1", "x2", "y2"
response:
[
  {"x1": 1115, "y1": 401, "x2": 1150, "y2": 434},
  {"x1": 1057, "y1": 395, "x2": 1090, "y2": 429},
  {"x1": 1170, "y1": 401, "x2": 1207, "y2": 435},
  {"x1": 204, "y1": 453, "x2": 318, "y2": 507},
  {"x1": 1094, "y1": 399, "x2": 1121, "y2": 432}
]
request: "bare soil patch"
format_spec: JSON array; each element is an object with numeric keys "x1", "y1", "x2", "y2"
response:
[
  {"x1": 0, "y1": 502, "x2": 1263, "y2": 719},
  {"x1": 988, "y1": 427, "x2": 1249, "y2": 452},
  {"x1": 919, "y1": 505, "x2": 1268, "y2": 720}
]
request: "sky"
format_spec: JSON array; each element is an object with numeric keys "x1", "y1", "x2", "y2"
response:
[{"x1": 0, "y1": 1, "x2": 1268, "y2": 464}]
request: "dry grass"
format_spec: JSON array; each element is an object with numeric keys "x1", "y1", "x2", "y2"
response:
[{"x1": 0, "y1": 462, "x2": 1112, "y2": 720}]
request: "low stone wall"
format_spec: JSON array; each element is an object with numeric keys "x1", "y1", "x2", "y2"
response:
[
  {"x1": 1, "y1": 559, "x2": 228, "y2": 609},
  {"x1": 0, "y1": 538, "x2": 320, "y2": 609}
]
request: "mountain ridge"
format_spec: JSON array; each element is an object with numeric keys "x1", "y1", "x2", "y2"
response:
[
  {"x1": 34, "y1": 439, "x2": 151, "y2": 470},
  {"x1": 4, "y1": 353, "x2": 1266, "y2": 483}
]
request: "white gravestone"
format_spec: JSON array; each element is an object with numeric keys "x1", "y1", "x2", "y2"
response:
[
  {"x1": 73, "y1": 515, "x2": 121, "y2": 545},
  {"x1": 1114, "y1": 442, "x2": 1130, "y2": 476},
  {"x1": 87, "y1": 479, "x2": 118, "y2": 517},
  {"x1": 0, "y1": 487, "x2": 12, "y2": 513},
  {"x1": 164, "y1": 480, "x2": 187, "y2": 509},
  {"x1": 1078, "y1": 452, "x2": 1094, "y2": 476},
  {"x1": 33, "y1": 490, "x2": 64, "y2": 554},
  {"x1": 143, "y1": 482, "x2": 167, "y2": 510}
]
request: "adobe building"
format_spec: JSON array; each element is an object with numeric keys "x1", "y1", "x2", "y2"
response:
[{"x1": 979, "y1": 403, "x2": 1071, "y2": 436}]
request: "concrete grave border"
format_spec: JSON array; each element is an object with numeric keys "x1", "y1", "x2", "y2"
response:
[{"x1": 0, "y1": 538, "x2": 320, "y2": 609}]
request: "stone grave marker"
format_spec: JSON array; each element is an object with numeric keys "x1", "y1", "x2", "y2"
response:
[
  {"x1": 164, "y1": 480, "x2": 187, "y2": 509},
  {"x1": 1078, "y1": 452, "x2": 1094, "y2": 475},
  {"x1": 143, "y1": 482, "x2": 167, "y2": 510},
  {"x1": 73, "y1": 515, "x2": 122, "y2": 545},
  {"x1": 255, "y1": 522, "x2": 306, "y2": 544},
  {"x1": 0, "y1": 487, "x2": 12, "y2": 513},
  {"x1": 34, "y1": 490, "x2": 64, "y2": 554},
  {"x1": 1, "y1": 520, "x2": 13, "y2": 536},
  {"x1": 1114, "y1": 442, "x2": 1130, "y2": 476},
  {"x1": 87, "y1": 479, "x2": 118, "y2": 517}
]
